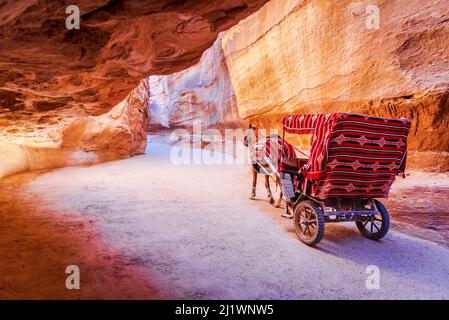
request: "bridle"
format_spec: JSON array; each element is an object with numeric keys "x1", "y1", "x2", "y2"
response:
[{"x1": 244, "y1": 126, "x2": 258, "y2": 148}]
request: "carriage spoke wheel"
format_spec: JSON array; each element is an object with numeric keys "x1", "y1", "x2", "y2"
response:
[
  {"x1": 356, "y1": 199, "x2": 390, "y2": 240},
  {"x1": 294, "y1": 200, "x2": 325, "y2": 246}
]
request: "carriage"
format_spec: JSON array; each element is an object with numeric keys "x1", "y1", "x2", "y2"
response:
[{"x1": 275, "y1": 113, "x2": 411, "y2": 246}]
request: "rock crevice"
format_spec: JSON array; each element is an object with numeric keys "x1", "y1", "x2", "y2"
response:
[{"x1": 148, "y1": 34, "x2": 239, "y2": 129}]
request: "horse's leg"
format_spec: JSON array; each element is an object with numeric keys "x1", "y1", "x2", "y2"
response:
[
  {"x1": 265, "y1": 175, "x2": 275, "y2": 204},
  {"x1": 275, "y1": 178, "x2": 283, "y2": 208},
  {"x1": 250, "y1": 167, "x2": 257, "y2": 198}
]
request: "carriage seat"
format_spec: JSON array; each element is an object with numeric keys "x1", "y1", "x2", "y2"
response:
[{"x1": 280, "y1": 157, "x2": 308, "y2": 175}]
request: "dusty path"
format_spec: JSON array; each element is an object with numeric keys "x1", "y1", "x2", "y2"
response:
[
  {"x1": 0, "y1": 173, "x2": 160, "y2": 299},
  {"x1": 1, "y1": 136, "x2": 449, "y2": 299}
]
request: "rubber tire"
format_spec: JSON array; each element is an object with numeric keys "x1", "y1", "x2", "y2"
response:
[
  {"x1": 356, "y1": 199, "x2": 390, "y2": 241},
  {"x1": 293, "y1": 200, "x2": 325, "y2": 246}
]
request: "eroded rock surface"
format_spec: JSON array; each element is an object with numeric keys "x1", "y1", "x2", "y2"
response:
[
  {"x1": 1, "y1": 0, "x2": 448, "y2": 175},
  {"x1": 149, "y1": 34, "x2": 239, "y2": 129},
  {"x1": 221, "y1": 0, "x2": 449, "y2": 169},
  {"x1": 0, "y1": 0, "x2": 268, "y2": 177},
  {"x1": 0, "y1": 0, "x2": 268, "y2": 116},
  {"x1": 0, "y1": 79, "x2": 149, "y2": 179}
]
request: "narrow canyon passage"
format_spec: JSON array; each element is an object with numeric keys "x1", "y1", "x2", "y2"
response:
[{"x1": 1, "y1": 136, "x2": 448, "y2": 299}]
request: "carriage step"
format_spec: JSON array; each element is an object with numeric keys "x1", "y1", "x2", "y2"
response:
[{"x1": 280, "y1": 173, "x2": 295, "y2": 199}]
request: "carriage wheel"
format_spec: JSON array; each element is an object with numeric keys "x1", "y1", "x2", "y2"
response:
[
  {"x1": 294, "y1": 200, "x2": 325, "y2": 246},
  {"x1": 356, "y1": 200, "x2": 390, "y2": 241}
]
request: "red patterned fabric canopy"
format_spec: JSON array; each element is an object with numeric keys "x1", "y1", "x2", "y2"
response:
[
  {"x1": 253, "y1": 135, "x2": 297, "y2": 169},
  {"x1": 282, "y1": 113, "x2": 411, "y2": 198}
]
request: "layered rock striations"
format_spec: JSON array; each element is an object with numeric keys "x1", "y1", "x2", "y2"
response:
[
  {"x1": 149, "y1": 34, "x2": 239, "y2": 129},
  {"x1": 1, "y1": 0, "x2": 448, "y2": 175},
  {"x1": 222, "y1": 0, "x2": 449, "y2": 170},
  {"x1": 0, "y1": 0, "x2": 268, "y2": 117},
  {"x1": 0, "y1": 0, "x2": 268, "y2": 178},
  {"x1": 0, "y1": 79, "x2": 149, "y2": 179}
]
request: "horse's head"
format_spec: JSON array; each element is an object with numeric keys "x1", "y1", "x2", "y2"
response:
[{"x1": 244, "y1": 124, "x2": 258, "y2": 147}]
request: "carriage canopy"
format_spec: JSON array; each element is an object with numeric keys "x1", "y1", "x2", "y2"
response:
[{"x1": 282, "y1": 113, "x2": 411, "y2": 198}]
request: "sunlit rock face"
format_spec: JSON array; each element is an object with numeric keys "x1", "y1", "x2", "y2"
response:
[
  {"x1": 0, "y1": 79, "x2": 149, "y2": 179},
  {"x1": 149, "y1": 34, "x2": 239, "y2": 129},
  {"x1": 61, "y1": 79, "x2": 149, "y2": 159},
  {"x1": 222, "y1": 0, "x2": 449, "y2": 170},
  {"x1": 0, "y1": 0, "x2": 268, "y2": 117},
  {"x1": 0, "y1": 0, "x2": 268, "y2": 178}
]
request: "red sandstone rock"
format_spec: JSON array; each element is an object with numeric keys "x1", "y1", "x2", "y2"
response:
[
  {"x1": 222, "y1": 0, "x2": 449, "y2": 159},
  {"x1": 61, "y1": 78, "x2": 149, "y2": 159},
  {"x1": 0, "y1": 0, "x2": 267, "y2": 177},
  {"x1": 0, "y1": 0, "x2": 268, "y2": 116},
  {"x1": 1, "y1": 0, "x2": 448, "y2": 175},
  {"x1": 149, "y1": 34, "x2": 239, "y2": 129},
  {"x1": 0, "y1": 79, "x2": 149, "y2": 179}
]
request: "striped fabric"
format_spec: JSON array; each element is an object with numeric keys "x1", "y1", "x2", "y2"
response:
[
  {"x1": 254, "y1": 135, "x2": 297, "y2": 170},
  {"x1": 265, "y1": 135, "x2": 297, "y2": 164},
  {"x1": 282, "y1": 113, "x2": 411, "y2": 199}
]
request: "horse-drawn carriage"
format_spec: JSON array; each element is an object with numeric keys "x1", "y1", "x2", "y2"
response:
[{"x1": 250, "y1": 113, "x2": 411, "y2": 246}]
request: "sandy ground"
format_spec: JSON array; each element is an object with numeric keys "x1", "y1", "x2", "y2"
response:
[
  {"x1": 0, "y1": 135, "x2": 449, "y2": 299},
  {"x1": 0, "y1": 173, "x2": 160, "y2": 299},
  {"x1": 384, "y1": 172, "x2": 449, "y2": 247}
]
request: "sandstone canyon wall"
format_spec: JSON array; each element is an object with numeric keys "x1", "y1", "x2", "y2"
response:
[
  {"x1": 148, "y1": 34, "x2": 239, "y2": 129},
  {"x1": 1, "y1": 0, "x2": 448, "y2": 177},
  {"x1": 0, "y1": 0, "x2": 268, "y2": 116},
  {"x1": 0, "y1": 0, "x2": 268, "y2": 178},
  {"x1": 0, "y1": 79, "x2": 149, "y2": 179},
  {"x1": 222, "y1": 0, "x2": 449, "y2": 171}
]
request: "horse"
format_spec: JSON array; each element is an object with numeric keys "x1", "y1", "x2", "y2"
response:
[{"x1": 244, "y1": 124, "x2": 293, "y2": 208}]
